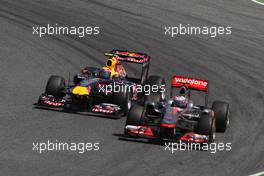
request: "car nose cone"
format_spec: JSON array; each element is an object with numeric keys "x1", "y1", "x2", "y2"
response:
[{"x1": 72, "y1": 86, "x2": 90, "y2": 96}]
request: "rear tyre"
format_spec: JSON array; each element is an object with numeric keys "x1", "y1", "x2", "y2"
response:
[
  {"x1": 212, "y1": 101, "x2": 229, "y2": 132},
  {"x1": 113, "y1": 89, "x2": 131, "y2": 116},
  {"x1": 144, "y1": 75, "x2": 166, "y2": 103},
  {"x1": 45, "y1": 75, "x2": 65, "y2": 97},
  {"x1": 197, "y1": 114, "x2": 216, "y2": 143}
]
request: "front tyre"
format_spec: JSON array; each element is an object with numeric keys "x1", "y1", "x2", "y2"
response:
[
  {"x1": 45, "y1": 75, "x2": 65, "y2": 97},
  {"x1": 212, "y1": 101, "x2": 229, "y2": 133},
  {"x1": 125, "y1": 104, "x2": 145, "y2": 136},
  {"x1": 197, "y1": 114, "x2": 216, "y2": 143}
]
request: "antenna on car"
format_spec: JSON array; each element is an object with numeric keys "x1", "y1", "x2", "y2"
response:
[{"x1": 68, "y1": 72, "x2": 71, "y2": 87}]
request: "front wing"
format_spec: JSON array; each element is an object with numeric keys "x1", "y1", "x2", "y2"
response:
[
  {"x1": 124, "y1": 125, "x2": 208, "y2": 143},
  {"x1": 34, "y1": 94, "x2": 125, "y2": 118}
]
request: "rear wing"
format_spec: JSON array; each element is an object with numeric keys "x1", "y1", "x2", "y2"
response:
[
  {"x1": 171, "y1": 75, "x2": 209, "y2": 106},
  {"x1": 105, "y1": 49, "x2": 150, "y2": 84},
  {"x1": 105, "y1": 49, "x2": 150, "y2": 64},
  {"x1": 171, "y1": 75, "x2": 209, "y2": 91}
]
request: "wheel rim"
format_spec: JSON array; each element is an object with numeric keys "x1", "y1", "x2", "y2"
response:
[
  {"x1": 160, "y1": 81, "x2": 166, "y2": 101},
  {"x1": 226, "y1": 111, "x2": 230, "y2": 126},
  {"x1": 160, "y1": 91, "x2": 165, "y2": 101},
  {"x1": 211, "y1": 118, "x2": 216, "y2": 142},
  {"x1": 212, "y1": 132, "x2": 216, "y2": 142},
  {"x1": 127, "y1": 98, "x2": 132, "y2": 110}
]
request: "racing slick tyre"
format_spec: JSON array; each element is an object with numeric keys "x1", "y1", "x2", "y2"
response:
[
  {"x1": 113, "y1": 89, "x2": 131, "y2": 116},
  {"x1": 160, "y1": 127, "x2": 176, "y2": 141},
  {"x1": 125, "y1": 104, "x2": 144, "y2": 135},
  {"x1": 144, "y1": 75, "x2": 166, "y2": 103},
  {"x1": 212, "y1": 101, "x2": 229, "y2": 133},
  {"x1": 45, "y1": 75, "x2": 65, "y2": 97},
  {"x1": 198, "y1": 114, "x2": 216, "y2": 143}
]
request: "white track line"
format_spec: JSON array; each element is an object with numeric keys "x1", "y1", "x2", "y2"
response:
[
  {"x1": 249, "y1": 171, "x2": 264, "y2": 176},
  {"x1": 252, "y1": 0, "x2": 264, "y2": 6}
]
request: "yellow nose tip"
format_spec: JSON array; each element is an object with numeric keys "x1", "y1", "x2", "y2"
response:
[{"x1": 72, "y1": 86, "x2": 90, "y2": 96}]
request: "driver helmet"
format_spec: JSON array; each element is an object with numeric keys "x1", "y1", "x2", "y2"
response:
[
  {"x1": 173, "y1": 95, "x2": 188, "y2": 108},
  {"x1": 106, "y1": 56, "x2": 119, "y2": 70},
  {"x1": 179, "y1": 86, "x2": 189, "y2": 96}
]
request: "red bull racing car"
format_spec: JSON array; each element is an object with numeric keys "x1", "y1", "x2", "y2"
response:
[
  {"x1": 35, "y1": 49, "x2": 166, "y2": 118},
  {"x1": 124, "y1": 75, "x2": 230, "y2": 143}
]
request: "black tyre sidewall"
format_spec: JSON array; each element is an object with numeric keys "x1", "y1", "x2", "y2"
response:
[
  {"x1": 198, "y1": 114, "x2": 216, "y2": 143},
  {"x1": 212, "y1": 101, "x2": 229, "y2": 132},
  {"x1": 45, "y1": 75, "x2": 65, "y2": 97},
  {"x1": 125, "y1": 105, "x2": 144, "y2": 126},
  {"x1": 124, "y1": 105, "x2": 144, "y2": 135},
  {"x1": 198, "y1": 114, "x2": 214, "y2": 135}
]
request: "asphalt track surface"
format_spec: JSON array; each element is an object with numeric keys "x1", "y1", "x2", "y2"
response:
[{"x1": 0, "y1": 0, "x2": 264, "y2": 176}]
